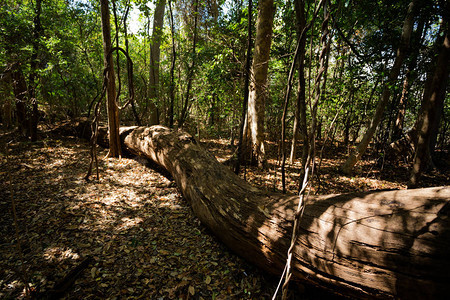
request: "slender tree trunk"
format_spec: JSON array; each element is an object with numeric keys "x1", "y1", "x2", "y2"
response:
[
  {"x1": 341, "y1": 0, "x2": 416, "y2": 174},
  {"x1": 343, "y1": 89, "x2": 355, "y2": 147},
  {"x1": 394, "y1": 71, "x2": 410, "y2": 139},
  {"x1": 3, "y1": 99, "x2": 12, "y2": 128},
  {"x1": 1, "y1": 72, "x2": 13, "y2": 128},
  {"x1": 289, "y1": 0, "x2": 308, "y2": 165},
  {"x1": 409, "y1": 30, "x2": 449, "y2": 188},
  {"x1": 393, "y1": 12, "x2": 426, "y2": 141},
  {"x1": 11, "y1": 68, "x2": 29, "y2": 137},
  {"x1": 168, "y1": 0, "x2": 176, "y2": 128},
  {"x1": 243, "y1": 0, "x2": 275, "y2": 167},
  {"x1": 148, "y1": 0, "x2": 166, "y2": 125},
  {"x1": 178, "y1": 0, "x2": 199, "y2": 129},
  {"x1": 307, "y1": 0, "x2": 331, "y2": 168},
  {"x1": 123, "y1": 5, "x2": 141, "y2": 126},
  {"x1": 281, "y1": 0, "x2": 315, "y2": 192},
  {"x1": 100, "y1": 0, "x2": 121, "y2": 157},
  {"x1": 234, "y1": 0, "x2": 253, "y2": 174},
  {"x1": 28, "y1": 0, "x2": 42, "y2": 141}
]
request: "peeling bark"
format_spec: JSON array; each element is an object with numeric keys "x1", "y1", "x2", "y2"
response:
[{"x1": 244, "y1": 0, "x2": 275, "y2": 167}]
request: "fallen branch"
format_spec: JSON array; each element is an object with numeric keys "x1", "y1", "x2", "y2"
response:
[{"x1": 45, "y1": 256, "x2": 93, "y2": 299}]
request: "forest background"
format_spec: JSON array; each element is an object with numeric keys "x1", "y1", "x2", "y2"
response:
[
  {"x1": 1, "y1": 0, "x2": 449, "y2": 187},
  {"x1": 0, "y1": 0, "x2": 449, "y2": 298}
]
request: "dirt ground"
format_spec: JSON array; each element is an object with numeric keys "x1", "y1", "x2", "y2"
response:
[{"x1": 1, "y1": 126, "x2": 448, "y2": 299}]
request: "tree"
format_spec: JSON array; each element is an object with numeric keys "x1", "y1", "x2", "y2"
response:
[
  {"x1": 178, "y1": 0, "x2": 199, "y2": 128},
  {"x1": 168, "y1": 0, "x2": 176, "y2": 128},
  {"x1": 11, "y1": 66, "x2": 29, "y2": 136},
  {"x1": 100, "y1": 0, "x2": 121, "y2": 158},
  {"x1": 28, "y1": 0, "x2": 42, "y2": 141},
  {"x1": 0, "y1": 71, "x2": 13, "y2": 128},
  {"x1": 0, "y1": 0, "x2": 42, "y2": 139},
  {"x1": 341, "y1": 0, "x2": 417, "y2": 174},
  {"x1": 148, "y1": 0, "x2": 166, "y2": 125},
  {"x1": 392, "y1": 11, "x2": 427, "y2": 141},
  {"x1": 243, "y1": 0, "x2": 275, "y2": 167},
  {"x1": 289, "y1": 0, "x2": 308, "y2": 165},
  {"x1": 234, "y1": 0, "x2": 253, "y2": 174},
  {"x1": 409, "y1": 25, "x2": 449, "y2": 187}
]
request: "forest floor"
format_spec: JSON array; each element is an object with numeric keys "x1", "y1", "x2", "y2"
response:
[{"x1": 0, "y1": 125, "x2": 448, "y2": 300}]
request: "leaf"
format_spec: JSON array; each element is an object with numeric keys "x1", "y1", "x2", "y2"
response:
[
  {"x1": 91, "y1": 267, "x2": 96, "y2": 278},
  {"x1": 205, "y1": 275, "x2": 211, "y2": 284},
  {"x1": 159, "y1": 250, "x2": 169, "y2": 255},
  {"x1": 188, "y1": 285, "x2": 195, "y2": 295}
]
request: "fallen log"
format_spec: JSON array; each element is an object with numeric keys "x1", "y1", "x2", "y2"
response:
[{"x1": 115, "y1": 126, "x2": 448, "y2": 298}]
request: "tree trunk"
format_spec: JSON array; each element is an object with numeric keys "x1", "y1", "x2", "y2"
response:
[
  {"x1": 1, "y1": 72, "x2": 13, "y2": 128},
  {"x1": 341, "y1": 0, "x2": 416, "y2": 175},
  {"x1": 148, "y1": 0, "x2": 166, "y2": 125},
  {"x1": 115, "y1": 125, "x2": 450, "y2": 299},
  {"x1": 234, "y1": 0, "x2": 253, "y2": 174},
  {"x1": 168, "y1": 0, "x2": 176, "y2": 128},
  {"x1": 409, "y1": 31, "x2": 449, "y2": 188},
  {"x1": 392, "y1": 8, "x2": 426, "y2": 142},
  {"x1": 11, "y1": 67, "x2": 30, "y2": 137},
  {"x1": 243, "y1": 0, "x2": 275, "y2": 167},
  {"x1": 289, "y1": 0, "x2": 307, "y2": 166},
  {"x1": 178, "y1": 0, "x2": 199, "y2": 129},
  {"x1": 100, "y1": 0, "x2": 121, "y2": 158},
  {"x1": 28, "y1": 0, "x2": 42, "y2": 142},
  {"x1": 343, "y1": 89, "x2": 354, "y2": 147},
  {"x1": 123, "y1": 4, "x2": 141, "y2": 126},
  {"x1": 280, "y1": 0, "x2": 310, "y2": 193}
]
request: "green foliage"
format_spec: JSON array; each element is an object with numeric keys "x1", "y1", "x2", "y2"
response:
[{"x1": 0, "y1": 0, "x2": 447, "y2": 151}]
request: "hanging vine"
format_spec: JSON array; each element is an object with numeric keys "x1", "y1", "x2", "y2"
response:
[{"x1": 85, "y1": 46, "x2": 136, "y2": 181}]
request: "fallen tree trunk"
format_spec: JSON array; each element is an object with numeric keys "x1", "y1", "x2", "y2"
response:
[{"x1": 112, "y1": 125, "x2": 448, "y2": 298}]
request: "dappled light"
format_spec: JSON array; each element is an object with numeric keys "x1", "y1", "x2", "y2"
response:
[
  {"x1": 0, "y1": 131, "x2": 280, "y2": 299},
  {"x1": 1, "y1": 0, "x2": 449, "y2": 297},
  {"x1": 43, "y1": 247, "x2": 80, "y2": 263}
]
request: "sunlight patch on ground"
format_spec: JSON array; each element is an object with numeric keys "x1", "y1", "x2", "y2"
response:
[
  {"x1": 43, "y1": 247, "x2": 80, "y2": 262},
  {"x1": 116, "y1": 217, "x2": 143, "y2": 231}
]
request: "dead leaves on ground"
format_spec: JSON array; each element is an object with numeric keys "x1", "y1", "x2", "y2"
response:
[
  {"x1": 0, "y1": 133, "x2": 272, "y2": 299},
  {"x1": 2, "y1": 133, "x2": 444, "y2": 299}
]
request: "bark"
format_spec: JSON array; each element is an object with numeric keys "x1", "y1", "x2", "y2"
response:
[
  {"x1": 168, "y1": 0, "x2": 176, "y2": 128},
  {"x1": 28, "y1": 0, "x2": 42, "y2": 142},
  {"x1": 343, "y1": 89, "x2": 355, "y2": 147},
  {"x1": 178, "y1": 0, "x2": 199, "y2": 129},
  {"x1": 2, "y1": 98, "x2": 12, "y2": 128},
  {"x1": 341, "y1": 0, "x2": 416, "y2": 175},
  {"x1": 1, "y1": 72, "x2": 13, "y2": 128},
  {"x1": 392, "y1": 14, "x2": 425, "y2": 141},
  {"x1": 11, "y1": 68, "x2": 30, "y2": 137},
  {"x1": 148, "y1": 0, "x2": 166, "y2": 125},
  {"x1": 243, "y1": 0, "x2": 275, "y2": 167},
  {"x1": 123, "y1": 4, "x2": 141, "y2": 126},
  {"x1": 234, "y1": 0, "x2": 253, "y2": 174},
  {"x1": 115, "y1": 124, "x2": 450, "y2": 299},
  {"x1": 307, "y1": 0, "x2": 331, "y2": 165},
  {"x1": 408, "y1": 31, "x2": 449, "y2": 188},
  {"x1": 392, "y1": 15, "x2": 425, "y2": 141},
  {"x1": 285, "y1": 0, "x2": 307, "y2": 178},
  {"x1": 100, "y1": 0, "x2": 121, "y2": 157}
]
